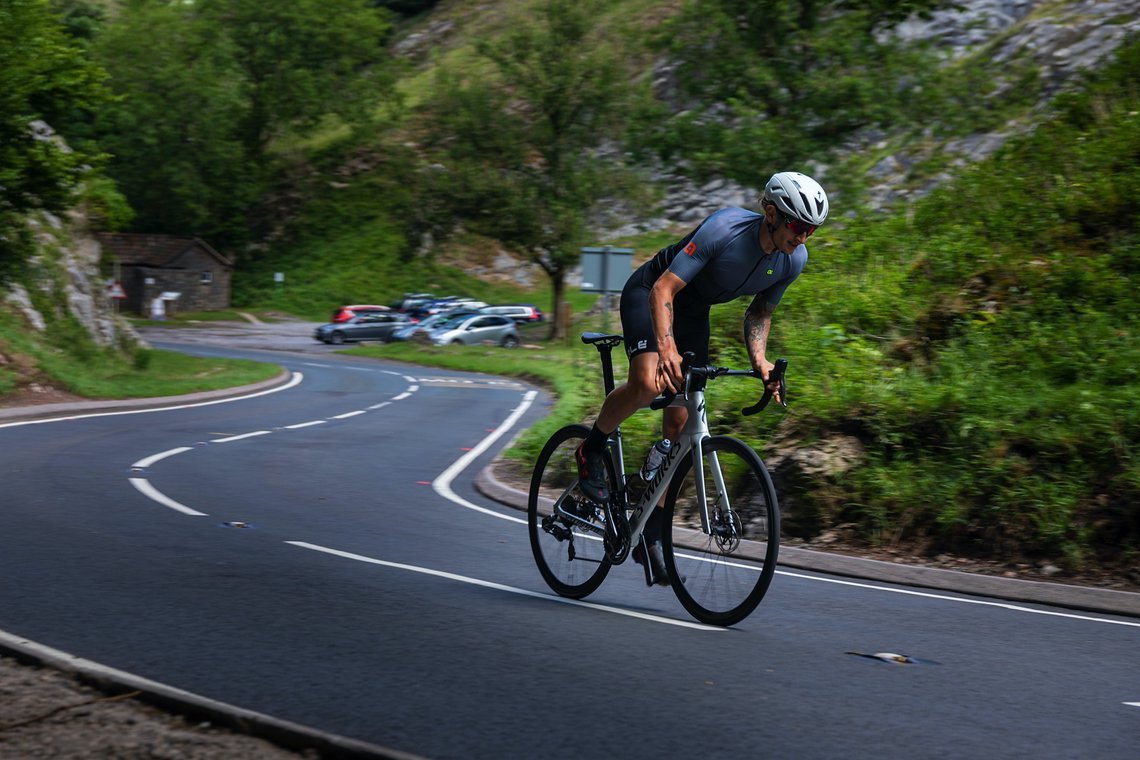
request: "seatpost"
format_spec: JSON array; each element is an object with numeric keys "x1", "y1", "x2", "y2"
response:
[{"x1": 599, "y1": 344, "x2": 617, "y2": 396}]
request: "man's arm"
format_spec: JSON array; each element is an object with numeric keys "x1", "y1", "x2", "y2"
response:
[
  {"x1": 744, "y1": 296, "x2": 782, "y2": 403},
  {"x1": 649, "y1": 270, "x2": 688, "y2": 392}
]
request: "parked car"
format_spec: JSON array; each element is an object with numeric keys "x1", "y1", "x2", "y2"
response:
[
  {"x1": 429, "y1": 313, "x2": 520, "y2": 347},
  {"x1": 314, "y1": 312, "x2": 410, "y2": 344},
  {"x1": 396, "y1": 293, "x2": 435, "y2": 313},
  {"x1": 480, "y1": 304, "x2": 544, "y2": 323},
  {"x1": 389, "y1": 309, "x2": 478, "y2": 341},
  {"x1": 330, "y1": 304, "x2": 390, "y2": 323}
]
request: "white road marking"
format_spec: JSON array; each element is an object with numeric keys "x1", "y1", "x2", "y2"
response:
[
  {"x1": 331, "y1": 411, "x2": 366, "y2": 419},
  {"x1": 285, "y1": 420, "x2": 327, "y2": 429},
  {"x1": 287, "y1": 540, "x2": 721, "y2": 631},
  {"x1": 432, "y1": 391, "x2": 537, "y2": 524},
  {"x1": 367, "y1": 402, "x2": 391, "y2": 410},
  {"x1": 1125, "y1": 702, "x2": 1140, "y2": 708},
  {"x1": 391, "y1": 392, "x2": 412, "y2": 401},
  {"x1": 210, "y1": 430, "x2": 271, "y2": 443},
  {"x1": 0, "y1": 372, "x2": 304, "y2": 429},
  {"x1": 776, "y1": 570, "x2": 1140, "y2": 628},
  {"x1": 128, "y1": 478, "x2": 206, "y2": 516},
  {"x1": 131, "y1": 447, "x2": 194, "y2": 469}
]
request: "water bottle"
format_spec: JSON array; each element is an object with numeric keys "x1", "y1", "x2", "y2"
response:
[{"x1": 638, "y1": 439, "x2": 672, "y2": 482}]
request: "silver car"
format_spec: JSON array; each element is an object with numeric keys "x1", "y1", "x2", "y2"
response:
[{"x1": 429, "y1": 313, "x2": 520, "y2": 347}]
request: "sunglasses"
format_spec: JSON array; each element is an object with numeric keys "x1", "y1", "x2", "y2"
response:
[{"x1": 782, "y1": 214, "x2": 817, "y2": 237}]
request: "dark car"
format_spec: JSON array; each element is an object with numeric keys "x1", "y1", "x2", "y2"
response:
[
  {"x1": 314, "y1": 312, "x2": 410, "y2": 344},
  {"x1": 480, "y1": 304, "x2": 544, "y2": 323},
  {"x1": 330, "y1": 304, "x2": 390, "y2": 323}
]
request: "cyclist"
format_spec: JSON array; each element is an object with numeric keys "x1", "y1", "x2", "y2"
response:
[{"x1": 575, "y1": 171, "x2": 829, "y2": 584}]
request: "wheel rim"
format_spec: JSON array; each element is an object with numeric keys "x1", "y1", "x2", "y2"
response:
[
  {"x1": 528, "y1": 425, "x2": 614, "y2": 598},
  {"x1": 663, "y1": 437, "x2": 779, "y2": 626}
]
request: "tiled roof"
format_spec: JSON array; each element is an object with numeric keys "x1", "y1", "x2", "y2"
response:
[{"x1": 96, "y1": 233, "x2": 233, "y2": 268}]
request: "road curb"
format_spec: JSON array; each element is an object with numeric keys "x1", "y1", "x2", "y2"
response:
[
  {"x1": 0, "y1": 630, "x2": 425, "y2": 760},
  {"x1": 474, "y1": 460, "x2": 1140, "y2": 618},
  {"x1": 0, "y1": 368, "x2": 294, "y2": 424}
]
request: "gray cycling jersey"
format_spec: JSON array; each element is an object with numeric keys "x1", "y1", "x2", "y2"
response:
[{"x1": 639, "y1": 207, "x2": 807, "y2": 312}]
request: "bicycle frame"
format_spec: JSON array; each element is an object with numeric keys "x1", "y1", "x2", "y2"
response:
[{"x1": 578, "y1": 335, "x2": 732, "y2": 552}]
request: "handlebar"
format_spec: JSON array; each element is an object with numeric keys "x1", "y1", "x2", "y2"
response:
[{"x1": 648, "y1": 354, "x2": 788, "y2": 415}]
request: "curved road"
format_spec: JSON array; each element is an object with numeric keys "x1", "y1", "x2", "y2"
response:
[{"x1": 1, "y1": 335, "x2": 1137, "y2": 759}]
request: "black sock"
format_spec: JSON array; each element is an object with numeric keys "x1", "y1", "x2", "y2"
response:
[
  {"x1": 642, "y1": 507, "x2": 663, "y2": 544},
  {"x1": 583, "y1": 424, "x2": 609, "y2": 453}
]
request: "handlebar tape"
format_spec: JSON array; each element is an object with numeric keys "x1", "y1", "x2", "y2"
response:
[{"x1": 742, "y1": 358, "x2": 788, "y2": 416}]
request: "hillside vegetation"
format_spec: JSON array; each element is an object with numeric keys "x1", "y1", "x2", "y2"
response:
[{"x1": 1, "y1": 0, "x2": 1136, "y2": 580}]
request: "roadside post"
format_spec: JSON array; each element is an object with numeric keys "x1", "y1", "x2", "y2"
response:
[
  {"x1": 579, "y1": 246, "x2": 633, "y2": 333},
  {"x1": 274, "y1": 272, "x2": 284, "y2": 301}
]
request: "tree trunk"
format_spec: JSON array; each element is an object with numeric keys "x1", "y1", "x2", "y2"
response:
[{"x1": 550, "y1": 274, "x2": 566, "y2": 342}]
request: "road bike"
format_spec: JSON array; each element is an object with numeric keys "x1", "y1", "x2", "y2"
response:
[{"x1": 527, "y1": 332, "x2": 785, "y2": 626}]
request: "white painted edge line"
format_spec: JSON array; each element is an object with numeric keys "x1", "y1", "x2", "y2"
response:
[
  {"x1": 331, "y1": 411, "x2": 367, "y2": 420},
  {"x1": 367, "y1": 402, "x2": 391, "y2": 410},
  {"x1": 128, "y1": 478, "x2": 207, "y2": 516},
  {"x1": 210, "y1": 430, "x2": 272, "y2": 443},
  {"x1": 131, "y1": 447, "x2": 195, "y2": 469},
  {"x1": 286, "y1": 541, "x2": 721, "y2": 631},
  {"x1": 0, "y1": 372, "x2": 304, "y2": 429},
  {"x1": 432, "y1": 390, "x2": 537, "y2": 523},
  {"x1": 777, "y1": 570, "x2": 1140, "y2": 628},
  {"x1": 1124, "y1": 702, "x2": 1140, "y2": 708},
  {"x1": 391, "y1": 392, "x2": 412, "y2": 401},
  {"x1": 285, "y1": 420, "x2": 327, "y2": 429}
]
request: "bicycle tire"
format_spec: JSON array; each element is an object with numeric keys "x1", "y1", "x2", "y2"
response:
[
  {"x1": 528, "y1": 424, "x2": 617, "y2": 598},
  {"x1": 662, "y1": 435, "x2": 780, "y2": 626}
]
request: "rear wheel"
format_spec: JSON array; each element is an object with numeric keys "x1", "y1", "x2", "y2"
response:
[
  {"x1": 662, "y1": 436, "x2": 779, "y2": 626},
  {"x1": 502, "y1": 335, "x2": 520, "y2": 348},
  {"x1": 528, "y1": 425, "x2": 617, "y2": 598},
  {"x1": 330, "y1": 332, "x2": 346, "y2": 345}
]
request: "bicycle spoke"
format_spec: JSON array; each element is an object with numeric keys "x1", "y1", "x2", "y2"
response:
[
  {"x1": 663, "y1": 436, "x2": 779, "y2": 626},
  {"x1": 528, "y1": 425, "x2": 615, "y2": 598}
]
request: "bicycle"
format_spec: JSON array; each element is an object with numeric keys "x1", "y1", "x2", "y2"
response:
[{"x1": 527, "y1": 331, "x2": 785, "y2": 626}]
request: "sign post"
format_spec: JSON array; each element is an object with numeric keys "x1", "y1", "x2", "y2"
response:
[{"x1": 579, "y1": 246, "x2": 633, "y2": 332}]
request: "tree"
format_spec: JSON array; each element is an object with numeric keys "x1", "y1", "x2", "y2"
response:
[
  {"x1": 90, "y1": 0, "x2": 398, "y2": 247},
  {"x1": 424, "y1": 0, "x2": 635, "y2": 339},
  {"x1": 0, "y1": 0, "x2": 112, "y2": 280}
]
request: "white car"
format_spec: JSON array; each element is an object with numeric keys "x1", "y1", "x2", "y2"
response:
[{"x1": 429, "y1": 314, "x2": 520, "y2": 347}]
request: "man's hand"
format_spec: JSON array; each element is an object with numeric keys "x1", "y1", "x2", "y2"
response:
[
  {"x1": 657, "y1": 346, "x2": 684, "y2": 393},
  {"x1": 754, "y1": 357, "x2": 782, "y2": 406}
]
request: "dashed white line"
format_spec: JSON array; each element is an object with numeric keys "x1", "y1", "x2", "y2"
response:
[
  {"x1": 286, "y1": 540, "x2": 722, "y2": 631},
  {"x1": 331, "y1": 411, "x2": 366, "y2": 419},
  {"x1": 285, "y1": 420, "x2": 327, "y2": 429},
  {"x1": 391, "y1": 392, "x2": 412, "y2": 401},
  {"x1": 367, "y1": 402, "x2": 391, "y2": 410},
  {"x1": 128, "y1": 478, "x2": 206, "y2": 516},
  {"x1": 131, "y1": 447, "x2": 194, "y2": 469},
  {"x1": 210, "y1": 430, "x2": 272, "y2": 443}
]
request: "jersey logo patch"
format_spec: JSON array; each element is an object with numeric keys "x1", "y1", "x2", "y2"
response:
[
  {"x1": 766, "y1": 268, "x2": 774, "y2": 275},
  {"x1": 682, "y1": 241, "x2": 697, "y2": 256}
]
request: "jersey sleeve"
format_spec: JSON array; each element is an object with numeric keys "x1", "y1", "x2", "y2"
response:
[
  {"x1": 665, "y1": 211, "x2": 733, "y2": 284},
  {"x1": 761, "y1": 245, "x2": 808, "y2": 307}
]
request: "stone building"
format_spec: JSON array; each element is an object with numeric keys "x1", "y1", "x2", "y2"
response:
[{"x1": 96, "y1": 233, "x2": 233, "y2": 316}]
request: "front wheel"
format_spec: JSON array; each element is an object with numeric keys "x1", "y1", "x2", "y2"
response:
[
  {"x1": 663, "y1": 436, "x2": 779, "y2": 626},
  {"x1": 528, "y1": 425, "x2": 617, "y2": 598}
]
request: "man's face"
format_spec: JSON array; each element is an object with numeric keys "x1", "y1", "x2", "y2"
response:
[{"x1": 765, "y1": 206, "x2": 811, "y2": 254}]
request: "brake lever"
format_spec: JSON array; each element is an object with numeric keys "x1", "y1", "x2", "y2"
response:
[
  {"x1": 742, "y1": 358, "x2": 788, "y2": 415},
  {"x1": 649, "y1": 351, "x2": 695, "y2": 410}
]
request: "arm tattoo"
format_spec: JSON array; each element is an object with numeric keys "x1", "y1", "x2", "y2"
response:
[
  {"x1": 665, "y1": 302, "x2": 674, "y2": 337},
  {"x1": 744, "y1": 302, "x2": 775, "y2": 357}
]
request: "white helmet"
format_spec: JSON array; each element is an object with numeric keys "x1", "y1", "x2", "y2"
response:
[{"x1": 763, "y1": 171, "x2": 829, "y2": 226}]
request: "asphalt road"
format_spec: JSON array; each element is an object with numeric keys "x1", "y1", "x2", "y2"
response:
[{"x1": 1, "y1": 327, "x2": 1138, "y2": 759}]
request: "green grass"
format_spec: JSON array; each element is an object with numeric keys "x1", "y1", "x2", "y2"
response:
[{"x1": 0, "y1": 309, "x2": 279, "y2": 402}]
